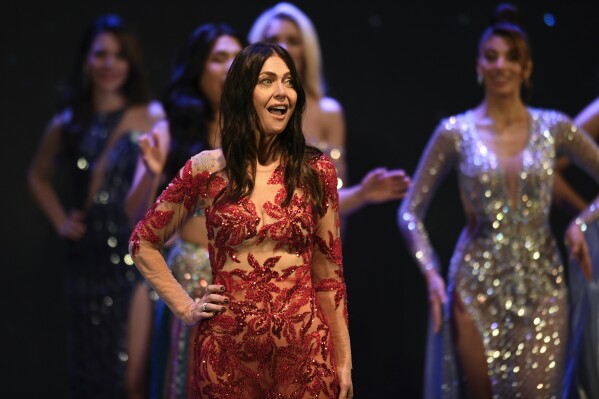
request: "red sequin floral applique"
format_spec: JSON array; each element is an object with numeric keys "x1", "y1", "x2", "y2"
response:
[
  {"x1": 129, "y1": 159, "x2": 215, "y2": 255},
  {"x1": 206, "y1": 197, "x2": 260, "y2": 269}
]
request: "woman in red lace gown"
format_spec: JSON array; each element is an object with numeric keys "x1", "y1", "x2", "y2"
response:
[{"x1": 129, "y1": 42, "x2": 353, "y2": 399}]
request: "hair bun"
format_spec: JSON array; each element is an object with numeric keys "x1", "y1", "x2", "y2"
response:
[{"x1": 492, "y1": 2, "x2": 522, "y2": 26}]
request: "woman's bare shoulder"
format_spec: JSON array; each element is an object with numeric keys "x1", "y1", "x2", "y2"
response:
[
  {"x1": 319, "y1": 96, "x2": 343, "y2": 114},
  {"x1": 43, "y1": 108, "x2": 72, "y2": 135},
  {"x1": 124, "y1": 101, "x2": 166, "y2": 129}
]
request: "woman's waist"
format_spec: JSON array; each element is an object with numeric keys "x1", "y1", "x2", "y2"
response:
[
  {"x1": 213, "y1": 261, "x2": 311, "y2": 291},
  {"x1": 462, "y1": 218, "x2": 552, "y2": 239},
  {"x1": 466, "y1": 217, "x2": 551, "y2": 234},
  {"x1": 208, "y1": 292, "x2": 319, "y2": 322}
]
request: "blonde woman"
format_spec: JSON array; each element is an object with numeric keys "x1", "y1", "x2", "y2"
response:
[{"x1": 249, "y1": 2, "x2": 410, "y2": 218}]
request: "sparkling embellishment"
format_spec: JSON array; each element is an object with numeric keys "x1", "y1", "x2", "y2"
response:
[
  {"x1": 129, "y1": 154, "x2": 348, "y2": 397},
  {"x1": 397, "y1": 108, "x2": 599, "y2": 397}
]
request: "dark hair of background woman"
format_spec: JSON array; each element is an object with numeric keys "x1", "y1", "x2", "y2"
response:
[
  {"x1": 161, "y1": 22, "x2": 246, "y2": 184},
  {"x1": 61, "y1": 14, "x2": 151, "y2": 147}
]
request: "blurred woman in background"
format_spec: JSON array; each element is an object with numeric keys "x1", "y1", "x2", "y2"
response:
[{"x1": 27, "y1": 14, "x2": 166, "y2": 398}]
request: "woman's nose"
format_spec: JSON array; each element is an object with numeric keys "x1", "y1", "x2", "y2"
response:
[{"x1": 273, "y1": 81, "x2": 286, "y2": 98}]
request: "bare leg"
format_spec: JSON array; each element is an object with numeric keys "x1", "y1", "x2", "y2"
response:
[
  {"x1": 126, "y1": 282, "x2": 154, "y2": 399},
  {"x1": 451, "y1": 292, "x2": 492, "y2": 399}
]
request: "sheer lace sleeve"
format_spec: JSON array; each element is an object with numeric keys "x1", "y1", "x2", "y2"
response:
[
  {"x1": 128, "y1": 150, "x2": 224, "y2": 322},
  {"x1": 397, "y1": 119, "x2": 460, "y2": 274},
  {"x1": 553, "y1": 112, "x2": 599, "y2": 227},
  {"x1": 311, "y1": 156, "x2": 351, "y2": 369}
]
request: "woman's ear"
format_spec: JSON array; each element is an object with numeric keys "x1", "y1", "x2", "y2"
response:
[{"x1": 475, "y1": 62, "x2": 483, "y2": 86}]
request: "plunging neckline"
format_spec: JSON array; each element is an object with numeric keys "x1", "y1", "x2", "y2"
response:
[{"x1": 467, "y1": 108, "x2": 534, "y2": 211}]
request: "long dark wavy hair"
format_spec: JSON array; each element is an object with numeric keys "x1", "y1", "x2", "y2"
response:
[
  {"x1": 161, "y1": 23, "x2": 246, "y2": 183},
  {"x1": 215, "y1": 42, "x2": 325, "y2": 215},
  {"x1": 61, "y1": 14, "x2": 151, "y2": 149}
]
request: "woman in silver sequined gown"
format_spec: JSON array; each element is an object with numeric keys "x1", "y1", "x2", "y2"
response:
[{"x1": 398, "y1": 5, "x2": 598, "y2": 399}]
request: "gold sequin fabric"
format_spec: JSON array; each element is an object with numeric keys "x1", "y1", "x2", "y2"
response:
[
  {"x1": 398, "y1": 108, "x2": 599, "y2": 398},
  {"x1": 151, "y1": 238, "x2": 211, "y2": 398}
]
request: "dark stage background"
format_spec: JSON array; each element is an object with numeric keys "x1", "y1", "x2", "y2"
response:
[{"x1": 3, "y1": 0, "x2": 599, "y2": 397}]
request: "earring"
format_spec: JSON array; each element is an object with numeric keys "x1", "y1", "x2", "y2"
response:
[{"x1": 477, "y1": 72, "x2": 483, "y2": 85}]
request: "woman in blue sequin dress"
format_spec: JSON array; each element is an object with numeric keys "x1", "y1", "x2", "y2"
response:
[
  {"x1": 554, "y1": 96, "x2": 599, "y2": 399},
  {"x1": 27, "y1": 14, "x2": 165, "y2": 399},
  {"x1": 398, "y1": 4, "x2": 599, "y2": 398}
]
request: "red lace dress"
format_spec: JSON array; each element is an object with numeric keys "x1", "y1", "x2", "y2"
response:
[{"x1": 130, "y1": 149, "x2": 349, "y2": 399}]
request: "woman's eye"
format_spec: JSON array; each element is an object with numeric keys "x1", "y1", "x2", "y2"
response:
[
  {"x1": 507, "y1": 52, "x2": 520, "y2": 61},
  {"x1": 211, "y1": 54, "x2": 228, "y2": 63},
  {"x1": 485, "y1": 55, "x2": 497, "y2": 62}
]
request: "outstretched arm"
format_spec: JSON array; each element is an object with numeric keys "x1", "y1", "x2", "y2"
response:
[{"x1": 338, "y1": 167, "x2": 411, "y2": 216}]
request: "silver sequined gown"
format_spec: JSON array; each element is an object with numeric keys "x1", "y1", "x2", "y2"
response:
[{"x1": 398, "y1": 108, "x2": 599, "y2": 399}]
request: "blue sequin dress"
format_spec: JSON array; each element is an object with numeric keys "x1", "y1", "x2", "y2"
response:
[
  {"x1": 565, "y1": 219, "x2": 599, "y2": 399},
  {"x1": 64, "y1": 108, "x2": 143, "y2": 398}
]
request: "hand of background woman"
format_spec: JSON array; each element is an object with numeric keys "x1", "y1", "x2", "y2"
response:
[
  {"x1": 425, "y1": 269, "x2": 447, "y2": 333},
  {"x1": 138, "y1": 130, "x2": 167, "y2": 177},
  {"x1": 565, "y1": 220, "x2": 592, "y2": 282},
  {"x1": 58, "y1": 209, "x2": 86, "y2": 240},
  {"x1": 359, "y1": 167, "x2": 411, "y2": 204}
]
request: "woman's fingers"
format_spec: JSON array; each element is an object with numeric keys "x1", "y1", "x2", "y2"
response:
[{"x1": 199, "y1": 285, "x2": 229, "y2": 315}]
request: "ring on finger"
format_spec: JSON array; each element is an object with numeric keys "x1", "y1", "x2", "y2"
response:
[{"x1": 201, "y1": 302, "x2": 208, "y2": 312}]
